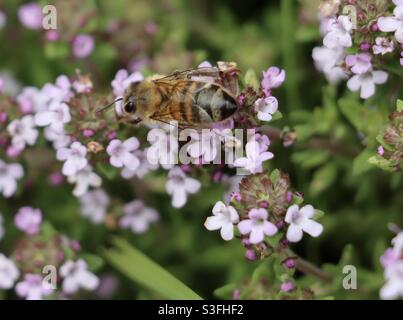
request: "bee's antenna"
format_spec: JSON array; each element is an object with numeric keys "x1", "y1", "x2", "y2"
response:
[{"x1": 96, "y1": 97, "x2": 123, "y2": 114}]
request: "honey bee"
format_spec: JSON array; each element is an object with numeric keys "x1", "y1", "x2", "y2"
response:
[{"x1": 103, "y1": 67, "x2": 239, "y2": 129}]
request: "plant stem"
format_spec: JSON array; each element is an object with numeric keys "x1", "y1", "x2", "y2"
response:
[
  {"x1": 281, "y1": 0, "x2": 301, "y2": 111},
  {"x1": 295, "y1": 256, "x2": 333, "y2": 284}
]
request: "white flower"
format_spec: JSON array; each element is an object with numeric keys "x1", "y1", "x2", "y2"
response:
[
  {"x1": 7, "y1": 115, "x2": 38, "y2": 149},
  {"x1": 187, "y1": 130, "x2": 220, "y2": 163},
  {"x1": 60, "y1": 259, "x2": 99, "y2": 295},
  {"x1": 312, "y1": 46, "x2": 347, "y2": 83},
  {"x1": 79, "y1": 189, "x2": 110, "y2": 224},
  {"x1": 380, "y1": 261, "x2": 403, "y2": 300},
  {"x1": 204, "y1": 201, "x2": 239, "y2": 241},
  {"x1": 106, "y1": 138, "x2": 140, "y2": 171},
  {"x1": 16, "y1": 86, "x2": 48, "y2": 113},
  {"x1": 233, "y1": 141, "x2": 274, "y2": 174},
  {"x1": 119, "y1": 200, "x2": 159, "y2": 234},
  {"x1": 56, "y1": 142, "x2": 88, "y2": 176},
  {"x1": 121, "y1": 149, "x2": 158, "y2": 179},
  {"x1": 166, "y1": 167, "x2": 201, "y2": 208},
  {"x1": 347, "y1": 70, "x2": 388, "y2": 99},
  {"x1": 392, "y1": 232, "x2": 403, "y2": 256},
  {"x1": 67, "y1": 165, "x2": 102, "y2": 197},
  {"x1": 372, "y1": 37, "x2": 395, "y2": 55},
  {"x1": 285, "y1": 204, "x2": 323, "y2": 243},
  {"x1": 0, "y1": 253, "x2": 19, "y2": 289},
  {"x1": 378, "y1": 5, "x2": 403, "y2": 44},
  {"x1": 35, "y1": 101, "x2": 71, "y2": 133},
  {"x1": 238, "y1": 208, "x2": 278, "y2": 244},
  {"x1": 254, "y1": 96, "x2": 278, "y2": 122},
  {"x1": 44, "y1": 127, "x2": 71, "y2": 149},
  {"x1": 323, "y1": 15, "x2": 353, "y2": 49},
  {"x1": 0, "y1": 160, "x2": 24, "y2": 198},
  {"x1": 16, "y1": 274, "x2": 52, "y2": 300},
  {"x1": 147, "y1": 129, "x2": 179, "y2": 169}
]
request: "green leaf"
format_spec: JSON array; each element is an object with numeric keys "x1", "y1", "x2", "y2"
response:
[
  {"x1": 352, "y1": 149, "x2": 374, "y2": 176},
  {"x1": 338, "y1": 98, "x2": 386, "y2": 142},
  {"x1": 313, "y1": 209, "x2": 325, "y2": 220},
  {"x1": 243, "y1": 68, "x2": 259, "y2": 90},
  {"x1": 309, "y1": 163, "x2": 337, "y2": 196},
  {"x1": 368, "y1": 155, "x2": 395, "y2": 172},
  {"x1": 291, "y1": 149, "x2": 330, "y2": 169},
  {"x1": 213, "y1": 283, "x2": 237, "y2": 299},
  {"x1": 104, "y1": 238, "x2": 202, "y2": 300},
  {"x1": 81, "y1": 253, "x2": 105, "y2": 272},
  {"x1": 397, "y1": 99, "x2": 403, "y2": 112}
]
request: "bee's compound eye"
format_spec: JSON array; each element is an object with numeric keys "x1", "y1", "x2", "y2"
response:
[{"x1": 124, "y1": 100, "x2": 135, "y2": 113}]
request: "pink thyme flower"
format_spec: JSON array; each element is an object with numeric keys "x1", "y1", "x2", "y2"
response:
[
  {"x1": 44, "y1": 30, "x2": 60, "y2": 42},
  {"x1": 261, "y1": 67, "x2": 285, "y2": 96},
  {"x1": 165, "y1": 167, "x2": 201, "y2": 208},
  {"x1": 7, "y1": 115, "x2": 38, "y2": 150},
  {"x1": 378, "y1": 5, "x2": 403, "y2": 44},
  {"x1": 0, "y1": 160, "x2": 24, "y2": 198},
  {"x1": 67, "y1": 165, "x2": 102, "y2": 197},
  {"x1": 380, "y1": 248, "x2": 399, "y2": 268},
  {"x1": 252, "y1": 134, "x2": 271, "y2": 152},
  {"x1": 234, "y1": 140, "x2": 274, "y2": 174},
  {"x1": 312, "y1": 46, "x2": 347, "y2": 83},
  {"x1": 6, "y1": 146, "x2": 23, "y2": 158},
  {"x1": 280, "y1": 281, "x2": 295, "y2": 292},
  {"x1": 347, "y1": 70, "x2": 388, "y2": 99},
  {"x1": 14, "y1": 207, "x2": 42, "y2": 235},
  {"x1": 254, "y1": 96, "x2": 278, "y2": 122},
  {"x1": 204, "y1": 201, "x2": 239, "y2": 241},
  {"x1": 380, "y1": 261, "x2": 403, "y2": 299},
  {"x1": 106, "y1": 138, "x2": 140, "y2": 171},
  {"x1": 79, "y1": 189, "x2": 110, "y2": 224},
  {"x1": 238, "y1": 208, "x2": 278, "y2": 244},
  {"x1": 378, "y1": 145, "x2": 385, "y2": 156},
  {"x1": 72, "y1": 34, "x2": 95, "y2": 59},
  {"x1": 35, "y1": 101, "x2": 71, "y2": 133},
  {"x1": 0, "y1": 10, "x2": 6, "y2": 30},
  {"x1": 119, "y1": 200, "x2": 159, "y2": 234},
  {"x1": 373, "y1": 37, "x2": 395, "y2": 55},
  {"x1": 345, "y1": 53, "x2": 372, "y2": 74},
  {"x1": 16, "y1": 87, "x2": 48, "y2": 114},
  {"x1": 18, "y1": 2, "x2": 42, "y2": 30},
  {"x1": 285, "y1": 204, "x2": 323, "y2": 243},
  {"x1": 121, "y1": 149, "x2": 158, "y2": 179},
  {"x1": 56, "y1": 142, "x2": 88, "y2": 176},
  {"x1": 16, "y1": 274, "x2": 52, "y2": 300},
  {"x1": 60, "y1": 259, "x2": 99, "y2": 294},
  {"x1": 323, "y1": 15, "x2": 353, "y2": 49},
  {"x1": 0, "y1": 253, "x2": 19, "y2": 289}
]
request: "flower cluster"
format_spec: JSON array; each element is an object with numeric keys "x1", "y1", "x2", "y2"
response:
[
  {"x1": 204, "y1": 170, "x2": 324, "y2": 299},
  {"x1": 204, "y1": 170, "x2": 324, "y2": 253},
  {"x1": 0, "y1": 206, "x2": 100, "y2": 300},
  {"x1": 371, "y1": 100, "x2": 403, "y2": 172},
  {"x1": 313, "y1": 0, "x2": 402, "y2": 99},
  {"x1": 380, "y1": 229, "x2": 403, "y2": 299}
]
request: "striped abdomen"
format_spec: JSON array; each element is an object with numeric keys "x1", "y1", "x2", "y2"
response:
[{"x1": 169, "y1": 80, "x2": 238, "y2": 124}]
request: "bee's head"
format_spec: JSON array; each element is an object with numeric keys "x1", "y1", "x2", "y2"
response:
[{"x1": 121, "y1": 82, "x2": 142, "y2": 124}]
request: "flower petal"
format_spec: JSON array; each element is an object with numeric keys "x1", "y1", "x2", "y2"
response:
[
  {"x1": 301, "y1": 219, "x2": 323, "y2": 237},
  {"x1": 286, "y1": 224, "x2": 303, "y2": 242},
  {"x1": 220, "y1": 223, "x2": 234, "y2": 241}
]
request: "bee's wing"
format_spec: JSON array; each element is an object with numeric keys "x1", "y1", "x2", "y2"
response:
[{"x1": 153, "y1": 67, "x2": 220, "y2": 84}]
